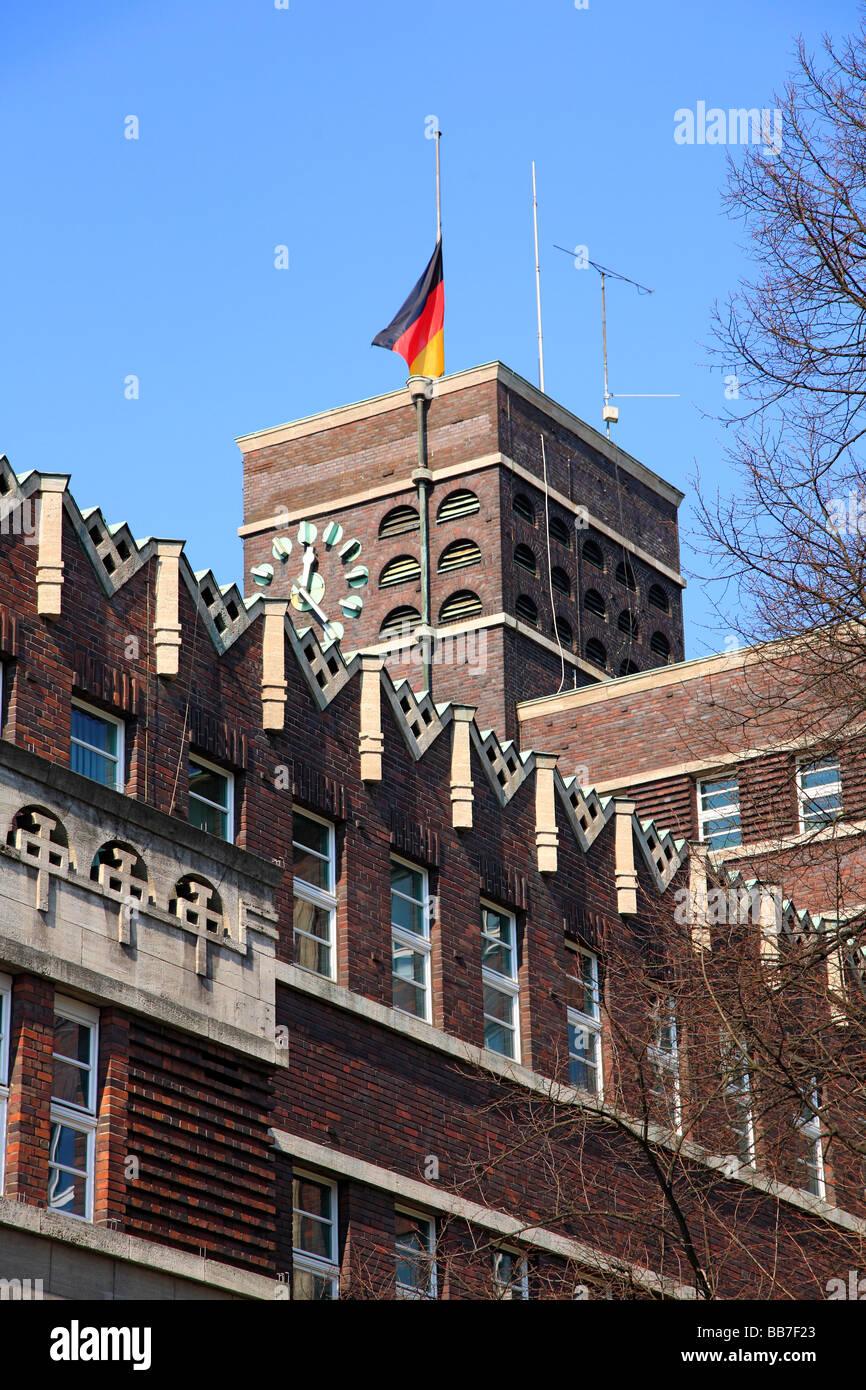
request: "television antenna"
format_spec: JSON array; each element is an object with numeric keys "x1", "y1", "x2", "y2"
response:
[{"x1": 553, "y1": 246, "x2": 679, "y2": 438}]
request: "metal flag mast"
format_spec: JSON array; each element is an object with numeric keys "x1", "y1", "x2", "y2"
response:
[
  {"x1": 409, "y1": 126, "x2": 443, "y2": 698},
  {"x1": 435, "y1": 127, "x2": 442, "y2": 243},
  {"x1": 553, "y1": 246, "x2": 678, "y2": 438}
]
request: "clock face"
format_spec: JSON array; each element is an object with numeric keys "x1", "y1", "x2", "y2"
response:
[{"x1": 250, "y1": 517, "x2": 369, "y2": 649}]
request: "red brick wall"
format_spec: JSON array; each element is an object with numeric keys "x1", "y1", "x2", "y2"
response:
[
  {"x1": 5, "y1": 974, "x2": 53, "y2": 1204},
  {"x1": 125, "y1": 1017, "x2": 275, "y2": 1274}
]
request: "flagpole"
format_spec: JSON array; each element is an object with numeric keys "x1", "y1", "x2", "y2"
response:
[
  {"x1": 532, "y1": 161, "x2": 545, "y2": 394},
  {"x1": 435, "y1": 129, "x2": 442, "y2": 242}
]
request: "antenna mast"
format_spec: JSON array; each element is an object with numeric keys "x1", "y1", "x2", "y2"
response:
[
  {"x1": 532, "y1": 162, "x2": 545, "y2": 393},
  {"x1": 554, "y1": 247, "x2": 674, "y2": 438}
]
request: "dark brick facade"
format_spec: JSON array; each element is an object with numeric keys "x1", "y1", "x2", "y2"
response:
[{"x1": 0, "y1": 381, "x2": 861, "y2": 1301}]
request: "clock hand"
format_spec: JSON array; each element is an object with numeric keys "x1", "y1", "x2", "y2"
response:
[
  {"x1": 296, "y1": 585, "x2": 337, "y2": 640},
  {"x1": 299, "y1": 544, "x2": 316, "y2": 590}
]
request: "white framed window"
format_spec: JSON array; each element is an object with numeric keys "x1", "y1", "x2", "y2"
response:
[
  {"x1": 566, "y1": 949, "x2": 603, "y2": 1097},
  {"x1": 292, "y1": 809, "x2": 336, "y2": 979},
  {"x1": 721, "y1": 1036, "x2": 755, "y2": 1165},
  {"x1": 697, "y1": 775, "x2": 742, "y2": 850},
  {"x1": 0, "y1": 973, "x2": 11, "y2": 1195},
  {"x1": 292, "y1": 1171, "x2": 339, "y2": 1299},
  {"x1": 481, "y1": 903, "x2": 520, "y2": 1060},
  {"x1": 648, "y1": 999, "x2": 682, "y2": 1132},
  {"x1": 49, "y1": 997, "x2": 99, "y2": 1222},
  {"x1": 70, "y1": 701, "x2": 125, "y2": 793},
  {"x1": 797, "y1": 757, "x2": 842, "y2": 832},
  {"x1": 796, "y1": 1083, "x2": 826, "y2": 1199},
  {"x1": 390, "y1": 858, "x2": 431, "y2": 1022},
  {"x1": 395, "y1": 1208, "x2": 436, "y2": 1299},
  {"x1": 189, "y1": 755, "x2": 234, "y2": 842},
  {"x1": 493, "y1": 1248, "x2": 529, "y2": 1300}
]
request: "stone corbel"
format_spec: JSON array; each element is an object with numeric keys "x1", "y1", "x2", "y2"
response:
[
  {"x1": 688, "y1": 843, "x2": 711, "y2": 952},
  {"x1": 534, "y1": 753, "x2": 559, "y2": 874},
  {"x1": 758, "y1": 884, "x2": 782, "y2": 971},
  {"x1": 152, "y1": 541, "x2": 184, "y2": 678},
  {"x1": 359, "y1": 655, "x2": 384, "y2": 782},
  {"x1": 36, "y1": 475, "x2": 69, "y2": 618},
  {"x1": 261, "y1": 598, "x2": 289, "y2": 730},
  {"x1": 449, "y1": 706, "x2": 476, "y2": 829},
  {"x1": 614, "y1": 799, "x2": 639, "y2": 915}
]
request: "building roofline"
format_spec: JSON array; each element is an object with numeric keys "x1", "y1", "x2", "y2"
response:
[
  {"x1": 517, "y1": 644, "x2": 762, "y2": 720},
  {"x1": 235, "y1": 361, "x2": 685, "y2": 509}
]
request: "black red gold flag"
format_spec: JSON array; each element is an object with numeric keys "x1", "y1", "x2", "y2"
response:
[{"x1": 372, "y1": 241, "x2": 444, "y2": 377}]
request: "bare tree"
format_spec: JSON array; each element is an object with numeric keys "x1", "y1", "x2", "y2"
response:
[{"x1": 697, "y1": 16, "x2": 866, "y2": 735}]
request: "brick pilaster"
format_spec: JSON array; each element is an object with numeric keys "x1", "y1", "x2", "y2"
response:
[{"x1": 5, "y1": 974, "x2": 54, "y2": 1204}]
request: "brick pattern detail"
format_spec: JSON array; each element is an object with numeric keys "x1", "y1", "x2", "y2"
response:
[{"x1": 125, "y1": 1018, "x2": 276, "y2": 1274}]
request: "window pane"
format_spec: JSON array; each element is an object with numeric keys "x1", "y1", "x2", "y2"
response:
[
  {"x1": 54, "y1": 1016, "x2": 91, "y2": 1065},
  {"x1": 52, "y1": 1058, "x2": 91, "y2": 1111},
  {"x1": 293, "y1": 1266, "x2": 337, "y2": 1300},
  {"x1": 48, "y1": 1163, "x2": 89, "y2": 1217},
  {"x1": 293, "y1": 843, "x2": 331, "y2": 891},
  {"x1": 483, "y1": 983, "x2": 513, "y2": 1026},
  {"x1": 50, "y1": 1122, "x2": 89, "y2": 1173},
  {"x1": 53, "y1": 1016, "x2": 92, "y2": 1109},
  {"x1": 72, "y1": 708, "x2": 117, "y2": 758},
  {"x1": 396, "y1": 1213, "x2": 433, "y2": 1292},
  {"x1": 71, "y1": 744, "x2": 116, "y2": 787},
  {"x1": 484, "y1": 1020, "x2": 515, "y2": 1058},
  {"x1": 494, "y1": 1251, "x2": 526, "y2": 1298},
  {"x1": 189, "y1": 798, "x2": 228, "y2": 839},
  {"x1": 189, "y1": 763, "x2": 228, "y2": 809},
  {"x1": 392, "y1": 943, "x2": 427, "y2": 1016},
  {"x1": 391, "y1": 889, "x2": 425, "y2": 936},
  {"x1": 293, "y1": 812, "x2": 329, "y2": 856},
  {"x1": 566, "y1": 957, "x2": 599, "y2": 1019},
  {"x1": 568, "y1": 1019, "x2": 600, "y2": 1092},
  {"x1": 293, "y1": 897, "x2": 331, "y2": 942},
  {"x1": 481, "y1": 908, "x2": 514, "y2": 978},
  {"x1": 700, "y1": 778, "x2": 738, "y2": 810},
  {"x1": 801, "y1": 759, "x2": 839, "y2": 790},
  {"x1": 390, "y1": 863, "x2": 423, "y2": 903},
  {"x1": 293, "y1": 1178, "x2": 333, "y2": 1258},
  {"x1": 293, "y1": 933, "x2": 330, "y2": 977}
]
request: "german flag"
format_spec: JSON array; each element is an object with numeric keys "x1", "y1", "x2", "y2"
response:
[{"x1": 372, "y1": 240, "x2": 444, "y2": 377}]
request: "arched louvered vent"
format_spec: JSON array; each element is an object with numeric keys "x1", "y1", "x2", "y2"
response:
[
  {"x1": 437, "y1": 489, "x2": 480, "y2": 523},
  {"x1": 650, "y1": 631, "x2": 671, "y2": 659},
  {"x1": 513, "y1": 493, "x2": 536, "y2": 524},
  {"x1": 549, "y1": 517, "x2": 571, "y2": 548},
  {"x1": 438, "y1": 539, "x2": 482, "y2": 573},
  {"x1": 584, "y1": 589, "x2": 606, "y2": 619},
  {"x1": 617, "y1": 611, "x2": 639, "y2": 638},
  {"x1": 379, "y1": 505, "x2": 420, "y2": 539},
  {"x1": 551, "y1": 566, "x2": 571, "y2": 596},
  {"x1": 514, "y1": 544, "x2": 537, "y2": 575},
  {"x1": 582, "y1": 539, "x2": 604, "y2": 569},
  {"x1": 380, "y1": 606, "x2": 421, "y2": 638},
  {"x1": 515, "y1": 595, "x2": 538, "y2": 627},
  {"x1": 380, "y1": 554, "x2": 421, "y2": 588},
  {"x1": 619, "y1": 659, "x2": 639, "y2": 676},
  {"x1": 648, "y1": 583, "x2": 669, "y2": 612},
  {"x1": 554, "y1": 616, "x2": 574, "y2": 650},
  {"x1": 439, "y1": 590, "x2": 483, "y2": 625},
  {"x1": 585, "y1": 638, "x2": 607, "y2": 669}
]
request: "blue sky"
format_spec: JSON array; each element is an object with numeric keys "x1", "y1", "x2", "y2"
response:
[{"x1": 0, "y1": 0, "x2": 853, "y2": 657}]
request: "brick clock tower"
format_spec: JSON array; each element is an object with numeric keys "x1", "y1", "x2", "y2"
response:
[{"x1": 238, "y1": 362, "x2": 685, "y2": 740}]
